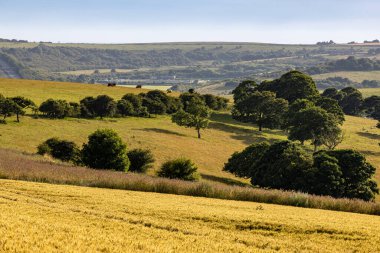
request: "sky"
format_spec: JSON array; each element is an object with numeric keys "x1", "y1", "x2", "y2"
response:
[{"x1": 0, "y1": 0, "x2": 379, "y2": 44}]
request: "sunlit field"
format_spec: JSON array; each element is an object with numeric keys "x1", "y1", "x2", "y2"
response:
[{"x1": 0, "y1": 179, "x2": 379, "y2": 252}]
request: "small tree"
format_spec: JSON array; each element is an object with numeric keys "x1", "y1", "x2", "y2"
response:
[
  {"x1": 10, "y1": 96, "x2": 36, "y2": 122},
  {"x1": 0, "y1": 98, "x2": 22, "y2": 121},
  {"x1": 127, "y1": 149, "x2": 155, "y2": 173},
  {"x1": 39, "y1": 99, "x2": 71, "y2": 119},
  {"x1": 172, "y1": 97, "x2": 210, "y2": 138},
  {"x1": 93, "y1": 95, "x2": 117, "y2": 119},
  {"x1": 117, "y1": 100, "x2": 135, "y2": 116},
  {"x1": 157, "y1": 158, "x2": 200, "y2": 181},
  {"x1": 82, "y1": 129, "x2": 130, "y2": 171}
]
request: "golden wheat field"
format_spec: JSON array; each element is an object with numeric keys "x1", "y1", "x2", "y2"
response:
[{"x1": 0, "y1": 179, "x2": 379, "y2": 253}]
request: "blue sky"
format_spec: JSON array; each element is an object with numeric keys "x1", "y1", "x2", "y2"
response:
[{"x1": 0, "y1": 0, "x2": 379, "y2": 44}]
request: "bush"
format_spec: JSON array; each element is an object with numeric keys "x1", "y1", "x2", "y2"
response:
[
  {"x1": 37, "y1": 138, "x2": 81, "y2": 164},
  {"x1": 157, "y1": 158, "x2": 200, "y2": 181},
  {"x1": 82, "y1": 129, "x2": 130, "y2": 171},
  {"x1": 39, "y1": 99, "x2": 72, "y2": 118},
  {"x1": 127, "y1": 149, "x2": 155, "y2": 173}
]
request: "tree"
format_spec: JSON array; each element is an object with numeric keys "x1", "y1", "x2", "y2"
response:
[
  {"x1": 37, "y1": 138, "x2": 81, "y2": 164},
  {"x1": 157, "y1": 158, "x2": 200, "y2": 181},
  {"x1": 251, "y1": 141, "x2": 313, "y2": 191},
  {"x1": 172, "y1": 97, "x2": 210, "y2": 138},
  {"x1": 363, "y1": 95, "x2": 380, "y2": 120},
  {"x1": 315, "y1": 97, "x2": 345, "y2": 124},
  {"x1": 93, "y1": 95, "x2": 117, "y2": 119},
  {"x1": 339, "y1": 89, "x2": 363, "y2": 116},
  {"x1": 141, "y1": 90, "x2": 171, "y2": 115},
  {"x1": 117, "y1": 99, "x2": 135, "y2": 116},
  {"x1": 232, "y1": 80, "x2": 257, "y2": 102},
  {"x1": 223, "y1": 142, "x2": 270, "y2": 178},
  {"x1": 202, "y1": 94, "x2": 229, "y2": 110},
  {"x1": 39, "y1": 99, "x2": 71, "y2": 119},
  {"x1": 288, "y1": 106, "x2": 342, "y2": 151},
  {"x1": 319, "y1": 150, "x2": 379, "y2": 201},
  {"x1": 0, "y1": 98, "x2": 22, "y2": 121},
  {"x1": 122, "y1": 93, "x2": 143, "y2": 108},
  {"x1": 82, "y1": 129, "x2": 130, "y2": 171},
  {"x1": 232, "y1": 91, "x2": 288, "y2": 131},
  {"x1": 127, "y1": 149, "x2": 155, "y2": 173},
  {"x1": 179, "y1": 92, "x2": 204, "y2": 111},
  {"x1": 10, "y1": 96, "x2": 36, "y2": 122},
  {"x1": 257, "y1": 71, "x2": 319, "y2": 103}
]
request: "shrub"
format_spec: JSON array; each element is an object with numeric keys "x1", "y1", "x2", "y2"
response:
[
  {"x1": 39, "y1": 99, "x2": 72, "y2": 118},
  {"x1": 117, "y1": 99, "x2": 135, "y2": 116},
  {"x1": 82, "y1": 129, "x2": 130, "y2": 172},
  {"x1": 157, "y1": 158, "x2": 200, "y2": 181},
  {"x1": 127, "y1": 149, "x2": 155, "y2": 173},
  {"x1": 37, "y1": 138, "x2": 81, "y2": 164}
]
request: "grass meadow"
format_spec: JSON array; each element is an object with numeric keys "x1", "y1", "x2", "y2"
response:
[
  {"x1": 1, "y1": 179, "x2": 380, "y2": 252},
  {"x1": 312, "y1": 70, "x2": 380, "y2": 83}
]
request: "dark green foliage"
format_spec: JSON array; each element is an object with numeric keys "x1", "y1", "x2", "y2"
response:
[
  {"x1": 172, "y1": 97, "x2": 210, "y2": 138},
  {"x1": 307, "y1": 56, "x2": 380, "y2": 74},
  {"x1": 232, "y1": 91, "x2": 288, "y2": 131},
  {"x1": 117, "y1": 99, "x2": 135, "y2": 116},
  {"x1": 202, "y1": 94, "x2": 229, "y2": 110},
  {"x1": 179, "y1": 92, "x2": 204, "y2": 111},
  {"x1": 80, "y1": 95, "x2": 116, "y2": 118},
  {"x1": 127, "y1": 149, "x2": 155, "y2": 173},
  {"x1": 166, "y1": 97, "x2": 183, "y2": 114},
  {"x1": 315, "y1": 97, "x2": 345, "y2": 124},
  {"x1": 121, "y1": 93, "x2": 143, "y2": 108},
  {"x1": 82, "y1": 129, "x2": 130, "y2": 171},
  {"x1": 141, "y1": 90, "x2": 171, "y2": 115},
  {"x1": 288, "y1": 106, "x2": 341, "y2": 151},
  {"x1": 157, "y1": 158, "x2": 200, "y2": 181},
  {"x1": 257, "y1": 71, "x2": 319, "y2": 103},
  {"x1": 0, "y1": 98, "x2": 22, "y2": 121},
  {"x1": 232, "y1": 80, "x2": 257, "y2": 102},
  {"x1": 363, "y1": 96, "x2": 380, "y2": 120},
  {"x1": 314, "y1": 150, "x2": 379, "y2": 201},
  {"x1": 37, "y1": 138, "x2": 81, "y2": 164},
  {"x1": 223, "y1": 142, "x2": 269, "y2": 178},
  {"x1": 251, "y1": 141, "x2": 313, "y2": 191},
  {"x1": 322, "y1": 86, "x2": 364, "y2": 116},
  {"x1": 224, "y1": 141, "x2": 379, "y2": 201},
  {"x1": 39, "y1": 99, "x2": 74, "y2": 118}
]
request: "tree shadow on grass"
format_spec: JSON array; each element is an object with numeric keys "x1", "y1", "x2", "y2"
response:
[
  {"x1": 357, "y1": 132, "x2": 380, "y2": 140},
  {"x1": 208, "y1": 122, "x2": 281, "y2": 145},
  {"x1": 200, "y1": 173, "x2": 251, "y2": 187},
  {"x1": 136, "y1": 128, "x2": 187, "y2": 137}
]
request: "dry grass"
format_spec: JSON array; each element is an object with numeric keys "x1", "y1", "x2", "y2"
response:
[
  {"x1": 0, "y1": 149, "x2": 379, "y2": 216},
  {"x1": 1, "y1": 179, "x2": 380, "y2": 253}
]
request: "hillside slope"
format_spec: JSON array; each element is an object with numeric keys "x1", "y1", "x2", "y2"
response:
[{"x1": 0, "y1": 179, "x2": 379, "y2": 252}]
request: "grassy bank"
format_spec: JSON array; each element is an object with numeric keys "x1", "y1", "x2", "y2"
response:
[{"x1": 0, "y1": 149, "x2": 379, "y2": 216}]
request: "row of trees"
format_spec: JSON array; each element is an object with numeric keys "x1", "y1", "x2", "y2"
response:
[
  {"x1": 224, "y1": 141, "x2": 379, "y2": 201},
  {"x1": 322, "y1": 87, "x2": 380, "y2": 119},
  {"x1": 1, "y1": 90, "x2": 227, "y2": 123},
  {"x1": 232, "y1": 71, "x2": 345, "y2": 151},
  {"x1": 0, "y1": 94, "x2": 36, "y2": 123},
  {"x1": 37, "y1": 129, "x2": 200, "y2": 181}
]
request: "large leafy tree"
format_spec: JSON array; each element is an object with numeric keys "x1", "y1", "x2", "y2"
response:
[
  {"x1": 233, "y1": 91, "x2": 288, "y2": 131},
  {"x1": 172, "y1": 97, "x2": 210, "y2": 138},
  {"x1": 232, "y1": 80, "x2": 257, "y2": 102},
  {"x1": 339, "y1": 88, "x2": 364, "y2": 116},
  {"x1": 257, "y1": 71, "x2": 319, "y2": 103},
  {"x1": 288, "y1": 106, "x2": 342, "y2": 151},
  {"x1": 82, "y1": 129, "x2": 130, "y2": 171}
]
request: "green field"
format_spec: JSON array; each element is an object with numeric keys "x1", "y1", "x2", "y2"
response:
[
  {"x1": 1, "y1": 179, "x2": 380, "y2": 252},
  {"x1": 1, "y1": 78, "x2": 379, "y2": 185},
  {"x1": 313, "y1": 71, "x2": 380, "y2": 83}
]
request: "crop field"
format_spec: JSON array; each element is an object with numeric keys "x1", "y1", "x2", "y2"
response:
[
  {"x1": 0, "y1": 179, "x2": 379, "y2": 252},
  {"x1": 312, "y1": 71, "x2": 380, "y2": 83}
]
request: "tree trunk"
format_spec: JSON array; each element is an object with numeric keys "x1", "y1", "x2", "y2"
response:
[
  {"x1": 258, "y1": 123, "x2": 262, "y2": 131},
  {"x1": 197, "y1": 128, "x2": 201, "y2": 139},
  {"x1": 16, "y1": 113, "x2": 20, "y2": 122}
]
